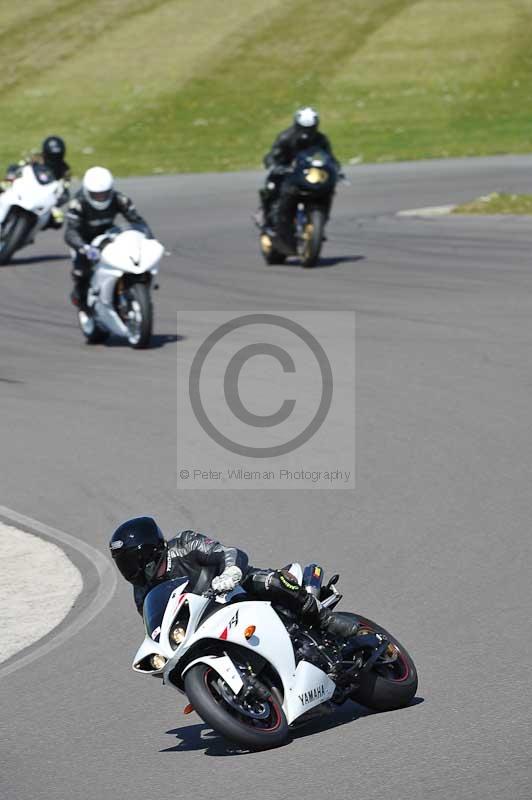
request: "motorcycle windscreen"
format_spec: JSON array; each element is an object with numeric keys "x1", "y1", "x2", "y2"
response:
[{"x1": 142, "y1": 578, "x2": 189, "y2": 638}]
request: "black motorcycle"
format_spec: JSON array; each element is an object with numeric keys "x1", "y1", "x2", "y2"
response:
[{"x1": 259, "y1": 148, "x2": 338, "y2": 268}]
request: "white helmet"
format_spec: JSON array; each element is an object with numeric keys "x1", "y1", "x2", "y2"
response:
[
  {"x1": 83, "y1": 166, "x2": 114, "y2": 210},
  {"x1": 294, "y1": 107, "x2": 320, "y2": 129}
]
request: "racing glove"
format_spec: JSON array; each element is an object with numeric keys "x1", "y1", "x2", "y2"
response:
[
  {"x1": 81, "y1": 244, "x2": 100, "y2": 262},
  {"x1": 211, "y1": 566, "x2": 242, "y2": 594}
]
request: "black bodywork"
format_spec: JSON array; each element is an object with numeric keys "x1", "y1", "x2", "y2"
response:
[{"x1": 275, "y1": 148, "x2": 338, "y2": 251}]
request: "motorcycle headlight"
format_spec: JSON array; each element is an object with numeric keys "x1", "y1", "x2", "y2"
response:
[
  {"x1": 170, "y1": 624, "x2": 187, "y2": 646},
  {"x1": 150, "y1": 654, "x2": 167, "y2": 670},
  {"x1": 305, "y1": 167, "x2": 328, "y2": 184}
]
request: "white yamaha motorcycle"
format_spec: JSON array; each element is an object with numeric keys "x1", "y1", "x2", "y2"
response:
[
  {"x1": 0, "y1": 163, "x2": 67, "y2": 265},
  {"x1": 132, "y1": 564, "x2": 418, "y2": 751},
  {"x1": 77, "y1": 226, "x2": 164, "y2": 349}
]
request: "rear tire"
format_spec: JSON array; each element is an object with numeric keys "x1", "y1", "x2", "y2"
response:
[
  {"x1": 337, "y1": 613, "x2": 418, "y2": 712},
  {"x1": 300, "y1": 208, "x2": 325, "y2": 268},
  {"x1": 78, "y1": 310, "x2": 109, "y2": 345},
  {"x1": 0, "y1": 210, "x2": 34, "y2": 265},
  {"x1": 184, "y1": 663, "x2": 289, "y2": 751},
  {"x1": 260, "y1": 233, "x2": 286, "y2": 265},
  {"x1": 125, "y1": 283, "x2": 152, "y2": 348}
]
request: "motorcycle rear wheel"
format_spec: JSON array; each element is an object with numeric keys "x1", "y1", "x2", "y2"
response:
[
  {"x1": 300, "y1": 208, "x2": 325, "y2": 268},
  {"x1": 78, "y1": 310, "x2": 109, "y2": 345},
  {"x1": 0, "y1": 210, "x2": 34, "y2": 265},
  {"x1": 337, "y1": 613, "x2": 418, "y2": 711},
  {"x1": 260, "y1": 233, "x2": 286, "y2": 265},
  {"x1": 184, "y1": 664, "x2": 289, "y2": 751}
]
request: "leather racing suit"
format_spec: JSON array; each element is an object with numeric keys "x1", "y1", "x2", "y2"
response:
[
  {"x1": 64, "y1": 189, "x2": 152, "y2": 307},
  {"x1": 134, "y1": 529, "x2": 358, "y2": 639}
]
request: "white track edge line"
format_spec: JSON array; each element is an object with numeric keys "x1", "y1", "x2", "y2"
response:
[{"x1": 0, "y1": 504, "x2": 116, "y2": 680}]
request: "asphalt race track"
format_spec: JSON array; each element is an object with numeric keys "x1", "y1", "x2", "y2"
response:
[{"x1": 1, "y1": 157, "x2": 531, "y2": 799}]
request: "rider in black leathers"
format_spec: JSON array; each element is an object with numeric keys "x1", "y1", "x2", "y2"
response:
[
  {"x1": 1, "y1": 136, "x2": 71, "y2": 227},
  {"x1": 260, "y1": 107, "x2": 340, "y2": 231},
  {"x1": 65, "y1": 166, "x2": 152, "y2": 308},
  {"x1": 109, "y1": 517, "x2": 358, "y2": 640}
]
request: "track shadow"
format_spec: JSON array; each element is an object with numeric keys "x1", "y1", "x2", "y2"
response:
[
  {"x1": 290, "y1": 696, "x2": 424, "y2": 742},
  {"x1": 103, "y1": 333, "x2": 186, "y2": 349},
  {"x1": 161, "y1": 722, "x2": 249, "y2": 757},
  {"x1": 4, "y1": 254, "x2": 70, "y2": 266},
  {"x1": 272, "y1": 254, "x2": 365, "y2": 269},
  {"x1": 161, "y1": 697, "x2": 424, "y2": 757}
]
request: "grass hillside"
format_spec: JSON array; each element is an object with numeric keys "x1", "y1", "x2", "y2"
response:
[{"x1": 2, "y1": 0, "x2": 532, "y2": 176}]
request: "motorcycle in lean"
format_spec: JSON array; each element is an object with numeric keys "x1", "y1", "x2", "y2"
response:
[
  {"x1": 76, "y1": 226, "x2": 164, "y2": 349},
  {"x1": 131, "y1": 563, "x2": 418, "y2": 751},
  {"x1": 258, "y1": 148, "x2": 339, "y2": 268},
  {"x1": 0, "y1": 163, "x2": 67, "y2": 265}
]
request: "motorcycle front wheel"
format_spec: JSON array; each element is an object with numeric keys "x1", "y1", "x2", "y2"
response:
[
  {"x1": 184, "y1": 664, "x2": 289, "y2": 751},
  {"x1": 300, "y1": 208, "x2": 325, "y2": 268},
  {"x1": 337, "y1": 613, "x2": 418, "y2": 711},
  {"x1": 0, "y1": 209, "x2": 34, "y2": 265},
  {"x1": 124, "y1": 283, "x2": 152, "y2": 349}
]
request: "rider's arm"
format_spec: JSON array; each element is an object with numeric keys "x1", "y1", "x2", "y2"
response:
[
  {"x1": 134, "y1": 585, "x2": 147, "y2": 615},
  {"x1": 318, "y1": 133, "x2": 341, "y2": 169},
  {"x1": 64, "y1": 198, "x2": 88, "y2": 252},
  {"x1": 176, "y1": 530, "x2": 249, "y2": 575},
  {"x1": 57, "y1": 162, "x2": 72, "y2": 206},
  {"x1": 116, "y1": 192, "x2": 153, "y2": 237},
  {"x1": 263, "y1": 129, "x2": 293, "y2": 168}
]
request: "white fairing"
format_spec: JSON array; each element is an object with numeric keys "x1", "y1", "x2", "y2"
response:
[
  {"x1": 0, "y1": 165, "x2": 64, "y2": 229},
  {"x1": 132, "y1": 564, "x2": 338, "y2": 726},
  {"x1": 98, "y1": 229, "x2": 164, "y2": 273},
  {"x1": 85, "y1": 228, "x2": 163, "y2": 339}
]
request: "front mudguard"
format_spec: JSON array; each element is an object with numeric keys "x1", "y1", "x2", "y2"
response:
[
  {"x1": 0, "y1": 203, "x2": 37, "y2": 230},
  {"x1": 181, "y1": 654, "x2": 244, "y2": 695}
]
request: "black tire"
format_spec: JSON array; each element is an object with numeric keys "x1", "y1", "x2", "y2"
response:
[
  {"x1": 0, "y1": 210, "x2": 34, "y2": 265},
  {"x1": 125, "y1": 283, "x2": 152, "y2": 348},
  {"x1": 300, "y1": 208, "x2": 325, "y2": 268},
  {"x1": 260, "y1": 233, "x2": 286, "y2": 265},
  {"x1": 336, "y1": 612, "x2": 418, "y2": 712},
  {"x1": 77, "y1": 310, "x2": 109, "y2": 345},
  {"x1": 184, "y1": 663, "x2": 289, "y2": 751}
]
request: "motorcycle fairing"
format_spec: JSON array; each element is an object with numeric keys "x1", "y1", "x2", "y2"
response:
[
  {"x1": 0, "y1": 165, "x2": 63, "y2": 226},
  {"x1": 98, "y1": 229, "x2": 163, "y2": 274}
]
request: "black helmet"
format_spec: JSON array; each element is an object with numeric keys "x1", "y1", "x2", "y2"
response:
[
  {"x1": 109, "y1": 517, "x2": 167, "y2": 586},
  {"x1": 42, "y1": 136, "x2": 66, "y2": 165}
]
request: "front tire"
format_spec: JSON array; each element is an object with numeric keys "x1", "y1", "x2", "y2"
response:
[
  {"x1": 184, "y1": 664, "x2": 289, "y2": 751},
  {"x1": 300, "y1": 208, "x2": 325, "y2": 268},
  {"x1": 125, "y1": 283, "x2": 152, "y2": 348},
  {"x1": 337, "y1": 613, "x2": 418, "y2": 712},
  {"x1": 0, "y1": 210, "x2": 34, "y2": 265}
]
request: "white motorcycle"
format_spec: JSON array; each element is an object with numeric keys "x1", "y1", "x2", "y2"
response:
[
  {"x1": 132, "y1": 564, "x2": 418, "y2": 751},
  {"x1": 0, "y1": 163, "x2": 66, "y2": 265},
  {"x1": 77, "y1": 226, "x2": 164, "y2": 349}
]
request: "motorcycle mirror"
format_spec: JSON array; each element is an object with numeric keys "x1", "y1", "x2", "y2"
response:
[{"x1": 326, "y1": 574, "x2": 340, "y2": 588}]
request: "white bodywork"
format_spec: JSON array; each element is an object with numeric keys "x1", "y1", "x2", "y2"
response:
[
  {"x1": 0, "y1": 164, "x2": 65, "y2": 233},
  {"x1": 132, "y1": 565, "x2": 337, "y2": 725},
  {"x1": 83, "y1": 228, "x2": 164, "y2": 338}
]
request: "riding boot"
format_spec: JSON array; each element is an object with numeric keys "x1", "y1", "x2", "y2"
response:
[
  {"x1": 70, "y1": 274, "x2": 89, "y2": 309},
  {"x1": 319, "y1": 609, "x2": 359, "y2": 640},
  {"x1": 259, "y1": 188, "x2": 275, "y2": 233}
]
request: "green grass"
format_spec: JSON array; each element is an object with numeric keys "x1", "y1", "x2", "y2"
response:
[
  {"x1": 2, "y1": 0, "x2": 532, "y2": 175},
  {"x1": 453, "y1": 193, "x2": 532, "y2": 215}
]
